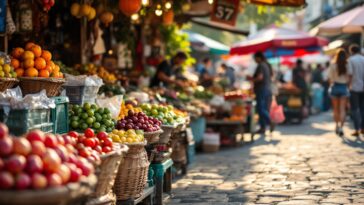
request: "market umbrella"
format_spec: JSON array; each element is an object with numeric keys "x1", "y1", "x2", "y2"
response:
[
  {"x1": 230, "y1": 26, "x2": 328, "y2": 56},
  {"x1": 315, "y1": 5, "x2": 364, "y2": 48},
  {"x1": 183, "y1": 31, "x2": 230, "y2": 55}
]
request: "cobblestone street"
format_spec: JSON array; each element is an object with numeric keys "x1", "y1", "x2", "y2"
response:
[{"x1": 167, "y1": 113, "x2": 364, "y2": 205}]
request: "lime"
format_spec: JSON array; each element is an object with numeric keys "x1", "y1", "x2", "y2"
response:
[
  {"x1": 86, "y1": 117, "x2": 94, "y2": 125},
  {"x1": 72, "y1": 105, "x2": 79, "y2": 112},
  {"x1": 83, "y1": 103, "x2": 91, "y2": 110},
  {"x1": 93, "y1": 122, "x2": 101, "y2": 129},
  {"x1": 104, "y1": 109, "x2": 110, "y2": 114},
  {"x1": 81, "y1": 122, "x2": 88, "y2": 130},
  {"x1": 151, "y1": 109, "x2": 158, "y2": 116},
  {"x1": 91, "y1": 104, "x2": 97, "y2": 110},
  {"x1": 95, "y1": 113, "x2": 102, "y2": 122},
  {"x1": 71, "y1": 116, "x2": 79, "y2": 121},
  {"x1": 71, "y1": 121, "x2": 79, "y2": 129},
  {"x1": 97, "y1": 108, "x2": 104, "y2": 114},
  {"x1": 99, "y1": 127, "x2": 106, "y2": 132},
  {"x1": 81, "y1": 113, "x2": 88, "y2": 120},
  {"x1": 77, "y1": 108, "x2": 83, "y2": 115},
  {"x1": 106, "y1": 127, "x2": 113, "y2": 133},
  {"x1": 87, "y1": 110, "x2": 94, "y2": 117},
  {"x1": 105, "y1": 120, "x2": 112, "y2": 127}
]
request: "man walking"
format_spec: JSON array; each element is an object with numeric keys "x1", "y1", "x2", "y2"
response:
[{"x1": 348, "y1": 44, "x2": 364, "y2": 137}]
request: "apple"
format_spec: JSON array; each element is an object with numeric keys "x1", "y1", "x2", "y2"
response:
[
  {"x1": 56, "y1": 135, "x2": 65, "y2": 145},
  {"x1": 25, "y1": 155, "x2": 43, "y2": 174},
  {"x1": 31, "y1": 173, "x2": 47, "y2": 189},
  {"x1": 54, "y1": 146, "x2": 69, "y2": 162},
  {"x1": 15, "y1": 172, "x2": 31, "y2": 190},
  {"x1": 78, "y1": 147, "x2": 91, "y2": 158},
  {"x1": 0, "y1": 171, "x2": 14, "y2": 189},
  {"x1": 44, "y1": 134, "x2": 58, "y2": 148},
  {"x1": 65, "y1": 144, "x2": 76, "y2": 153},
  {"x1": 5, "y1": 154, "x2": 26, "y2": 174},
  {"x1": 102, "y1": 146, "x2": 112, "y2": 153},
  {"x1": 13, "y1": 138, "x2": 31, "y2": 156},
  {"x1": 56, "y1": 164, "x2": 70, "y2": 184},
  {"x1": 63, "y1": 135, "x2": 76, "y2": 146},
  {"x1": 67, "y1": 163, "x2": 82, "y2": 182},
  {"x1": 26, "y1": 130, "x2": 45, "y2": 142},
  {"x1": 97, "y1": 132, "x2": 108, "y2": 141},
  {"x1": 0, "y1": 123, "x2": 9, "y2": 139},
  {"x1": 67, "y1": 154, "x2": 78, "y2": 164},
  {"x1": 47, "y1": 173, "x2": 62, "y2": 187},
  {"x1": 94, "y1": 145, "x2": 102, "y2": 153},
  {"x1": 0, "y1": 137, "x2": 13, "y2": 156},
  {"x1": 84, "y1": 128, "x2": 94, "y2": 138},
  {"x1": 83, "y1": 138, "x2": 96, "y2": 148},
  {"x1": 67, "y1": 131, "x2": 78, "y2": 138},
  {"x1": 31, "y1": 141, "x2": 46, "y2": 156},
  {"x1": 42, "y1": 149, "x2": 61, "y2": 173},
  {"x1": 77, "y1": 158, "x2": 94, "y2": 176}
]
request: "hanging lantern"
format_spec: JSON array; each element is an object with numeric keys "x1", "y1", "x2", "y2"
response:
[
  {"x1": 119, "y1": 0, "x2": 142, "y2": 16},
  {"x1": 163, "y1": 10, "x2": 174, "y2": 25},
  {"x1": 100, "y1": 11, "x2": 114, "y2": 26}
]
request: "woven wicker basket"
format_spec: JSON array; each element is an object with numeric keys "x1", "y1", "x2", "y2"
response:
[
  {"x1": 160, "y1": 124, "x2": 176, "y2": 144},
  {"x1": 113, "y1": 142, "x2": 149, "y2": 200},
  {"x1": 19, "y1": 77, "x2": 65, "y2": 97},
  {"x1": 92, "y1": 144, "x2": 129, "y2": 198},
  {"x1": 0, "y1": 175, "x2": 97, "y2": 205},
  {"x1": 0, "y1": 78, "x2": 18, "y2": 92},
  {"x1": 86, "y1": 192, "x2": 116, "y2": 205},
  {"x1": 144, "y1": 129, "x2": 163, "y2": 144}
]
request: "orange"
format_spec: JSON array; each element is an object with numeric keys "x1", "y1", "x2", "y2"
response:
[
  {"x1": 23, "y1": 59, "x2": 34, "y2": 69},
  {"x1": 30, "y1": 45, "x2": 42, "y2": 58},
  {"x1": 15, "y1": 68, "x2": 24, "y2": 77},
  {"x1": 11, "y1": 47, "x2": 24, "y2": 59},
  {"x1": 53, "y1": 65, "x2": 60, "y2": 72},
  {"x1": 39, "y1": 70, "x2": 50, "y2": 78},
  {"x1": 41, "y1": 50, "x2": 52, "y2": 62},
  {"x1": 59, "y1": 72, "x2": 64, "y2": 78},
  {"x1": 25, "y1": 68, "x2": 38, "y2": 77},
  {"x1": 50, "y1": 71, "x2": 59, "y2": 78},
  {"x1": 25, "y1": 42, "x2": 36, "y2": 51},
  {"x1": 34, "y1": 57, "x2": 46, "y2": 70},
  {"x1": 10, "y1": 58, "x2": 20, "y2": 69},
  {"x1": 22, "y1": 51, "x2": 35, "y2": 60}
]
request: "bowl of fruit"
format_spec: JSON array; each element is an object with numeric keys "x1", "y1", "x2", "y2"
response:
[
  {"x1": 0, "y1": 125, "x2": 96, "y2": 205},
  {"x1": 0, "y1": 55, "x2": 19, "y2": 92}
]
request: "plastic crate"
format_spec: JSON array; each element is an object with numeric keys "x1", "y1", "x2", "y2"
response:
[
  {"x1": 0, "y1": 109, "x2": 53, "y2": 136},
  {"x1": 63, "y1": 85, "x2": 99, "y2": 105},
  {"x1": 187, "y1": 142, "x2": 196, "y2": 165},
  {"x1": 51, "y1": 96, "x2": 69, "y2": 134},
  {"x1": 190, "y1": 117, "x2": 206, "y2": 144}
]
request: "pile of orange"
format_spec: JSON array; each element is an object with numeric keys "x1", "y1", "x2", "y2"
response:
[{"x1": 10, "y1": 42, "x2": 64, "y2": 78}]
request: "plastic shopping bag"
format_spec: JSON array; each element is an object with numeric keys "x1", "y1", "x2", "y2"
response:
[{"x1": 270, "y1": 99, "x2": 285, "y2": 124}]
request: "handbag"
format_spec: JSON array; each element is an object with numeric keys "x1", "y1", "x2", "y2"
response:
[{"x1": 270, "y1": 98, "x2": 285, "y2": 124}]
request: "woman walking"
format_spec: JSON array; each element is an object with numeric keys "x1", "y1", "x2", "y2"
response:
[{"x1": 328, "y1": 49, "x2": 351, "y2": 136}]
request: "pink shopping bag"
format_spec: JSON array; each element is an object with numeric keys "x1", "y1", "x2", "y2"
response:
[{"x1": 270, "y1": 99, "x2": 285, "y2": 124}]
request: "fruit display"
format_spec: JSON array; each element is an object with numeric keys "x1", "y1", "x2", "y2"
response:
[
  {"x1": 193, "y1": 89, "x2": 213, "y2": 100},
  {"x1": 0, "y1": 124, "x2": 94, "y2": 190},
  {"x1": 116, "y1": 111, "x2": 161, "y2": 132},
  {"x1": 74, "y1": 64, "x2": 117, "y2": 84},
  {"x1": 0, "y1": 56, "x2": 17, "y2": 78},
  {"x1": 67, "y1": 129, "x2": 113, "y2": 160},
  {"x1": 109, "y1": 129, "x2": 144, "y2": 144},
  {"x1": 98, "y1": 84, "x2": 125, "y2": 97},
  {"x1": 70, "y1": 3, "x2": 96, "y2": 21},
  {"x1": 139, "y1": 103, "x2": 185, "y2": 125},
  {"x1": 69, "y1": 103, "x2": 115, "y2": 133},
  {"x1": 10, "y1": 43, "x2": 64, "y2": 78},
  {"x1": 118, "y1": 101, "x2": 142, "y2": 120}
]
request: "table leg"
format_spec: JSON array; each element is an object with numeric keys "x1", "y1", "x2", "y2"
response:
[
  {"x1": 155, "y1": 176, "x2": 163, "y2": 205},
  {"x1": 164, "y1": 167, "x2": 172, "y2": 194}
]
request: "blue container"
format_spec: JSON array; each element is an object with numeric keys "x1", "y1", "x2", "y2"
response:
[
  {"x1": 312, "y1": 86, "x2": 324, "y2": 112},
  {"x1": 187, "y1": 142, "x2": 196, "y2": 165},
  {"x1": 190, "y1": 117, "x2": 206, "y2": 144}
]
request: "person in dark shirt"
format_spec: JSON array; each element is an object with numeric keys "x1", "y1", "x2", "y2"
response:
[
  {"x1": 292, "y1": 59, "x2": 308, "y2": 106},
  {"x1": 249, "y1": 52, "x2": 272, "y2": 134},
  {"x1": 199, "y1": 58, "x2": 214, "y2": 87},
  {"x1": 312, "y1": 64, "x2": 324, "y2": 84},
  {"x1": 150, "y1": 52, "x2": 187, "y2": 87},
  {"x1": 221, "y1": 63, "x2": 236, "y2": 88}
]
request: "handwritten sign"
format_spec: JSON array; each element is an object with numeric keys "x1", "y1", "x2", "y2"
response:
[{"x1": 210, "y1": 0, "x2": 240, "y2": 26}]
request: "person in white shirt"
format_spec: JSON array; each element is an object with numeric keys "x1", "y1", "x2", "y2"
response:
[
  {"x1": 348, "y1": 44, "x2": 364, "y2": 137},
  {"x1": 328, "y1": 49, "x2": 351, "y2": 136}
]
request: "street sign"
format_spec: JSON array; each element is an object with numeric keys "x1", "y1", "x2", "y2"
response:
[
  {"x1": 210, "y1": 0, "x2": 240, "y2": 26},
  {"x1": 0, "y1": 0, "x2": 6, "y2": 34}
]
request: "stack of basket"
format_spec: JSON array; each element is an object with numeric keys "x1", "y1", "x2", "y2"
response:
[{"x1": 19, "y1": 77, "x2": 65, "y2": 97}]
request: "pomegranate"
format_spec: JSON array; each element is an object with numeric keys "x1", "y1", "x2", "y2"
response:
[
  {"x1": 5, "y1": 154, "x2": 26, "y2": 174},
  {"x1": 0, "y1": 137, "x2": 13, "y2": 156},
  {"x1": 25, "y1": 155, "x2": 43, "y2": 174},
  {"x1": 15, "y1": 173, "x2": 31, "y2": 190},
  {"x1": 31, "y1": 173, "x2": 47, "y2": 189},
  {"x1": 0, "y1": 171, "x2": 14, "y2": 189},
  {"x1": 13, "y1": 138, "x2": 31, "y2": 156}
]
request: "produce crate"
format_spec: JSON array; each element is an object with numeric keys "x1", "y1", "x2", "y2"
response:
[
  {"x1": 63, "y1": 85, "x2": 99, "y2": 105},
  {"x1": 51, "y1": 96, "x2": 69, "y2": 134},
  {"x1": 0, "y1": 108, "x2": 53, "y2": 136}
]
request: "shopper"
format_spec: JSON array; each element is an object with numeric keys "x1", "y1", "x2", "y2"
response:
[
  {"x1": 221, "y1": 63, "x2": 236, "y2": 88},
  {"x1": 348, "y1": 44, "x2": 364, "y2": 137},
  {"x1": 199, "y1": 58, "x2": 214, "y2": 87},
  {"x1": 249, "y1": 52, "x2": 272, "y2": 134},
  {"x1": 150, "y1": 52, "x2": 187, "y2": 88},
  {"x1": 328, "y1": 49, "x2": 350, "y2": 136},
  {"x1": 292, "y1": 59, "x2": 308, "y2": 107}
]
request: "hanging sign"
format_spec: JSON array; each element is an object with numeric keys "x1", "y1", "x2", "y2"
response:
[
  {"x1": 210, "y1": 0, "x2": 240, "y2": 26},
  {"x1": 249, "y1": 0, "x2": 306, "y2": 7},
  {"x1": 0, "y1": 0, "x2": 6, "y2": 34}
]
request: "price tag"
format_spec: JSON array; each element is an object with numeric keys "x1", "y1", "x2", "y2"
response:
[
  {"x1": 210, "y1": 0, "x2": 240, "y2": 26},
  {"x1": 0, "y1": 0, "x2": 6, "y2": 34}
]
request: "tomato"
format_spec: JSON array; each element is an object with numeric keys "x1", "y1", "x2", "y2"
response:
[
  {"x1": 83, "y1": 138, "x2": 96, "y2": 148},
  {"x1": 78, "y1": 148, "x2": 91, "y2": 158},
  {"x1": 68, "y1": 131, "x2": 79, "y2": 138},
  {"x1": 102, "y1": 146, "x2": 112, "y2": 153},
  {"x1": 84, "y1": 128, "x2": 94, "y2": 138},
  {"x1": 94, "y1": 137, "x2": 100, "y2": 146},
  {"x1": 94, "y1": 145, "x2": 102, "y2": 153},
  {"x1": 102, "y1": 138, "x2": 113, "y2": 147},
  {"x1": 97, "y1": 132, "x2": 108, "y2": 141}
]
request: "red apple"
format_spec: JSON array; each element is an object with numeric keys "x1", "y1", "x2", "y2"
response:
[
  {"x1": 102, "y1": 146, "x2": 112, "y2": 153},
  {"x1": 15, "y1": 173, "x2": 31, "y2": 190},
  {"x1": 97, "y1": 131, "x2": 108, "y2": 141},
  {"x1": 83, "y1": 138, "x2": 96, "y2": 148},
  {"x1": 56, "y1": 135, "x2": 65, "y2": 145},
  {"x1": 102, "y1": 138, "x2": 113, "y2": 147},
  {"x1": 5, "y1": 154, "x2": 26, "y2": 174},
  {"x1": 84, "y1": 128, "x2": 94, "y2": 138},
  {"x1": 26, "y1": 130, "x2": 45, "y2": 142},
  {"x1": 42, "y1": 149, "x2": 61, "y2": 173},
  {"x1": 44, "y1": 134, "x2": 58, "y2": 148},
  {"x1": 78, "y1": 147, "x2": 91, "y2": 158},
  {"x1": 13, "y1": 138, "x2": 31, "y2": 156},
  {"x1": 31, "y1": 173, "x2": 47, "y2": 189},
  {"x1": 0, "y1": 137, "x2": 13, "y2": 156},
  {"x1": 25, "y1": 155, "x2": 43, "y2": 174},
  {"x1": 65, "y1": 144, "x2": 76, "y2": 153},
  {"x1": 66, "y1": 163, "x2": 82, "y2": 182},
  {"x1": 63, "y1": 135, "x2": 76, "y2": 146},
  {"x1": 31, "y1": 141, "x2": 46, "y2": 156},
  {"x1": 94, "y1": 145, "x2": 102, "y2": 153},
  {"x1": 54, "y1": 146, "x2": 69, "y2": 162},
  {"x1": 0, "y1": 171, "x2": 14, "y2": 189},
  {"x1": 79, "y1": 161, "x2": 93, "y2": 176},
  {"x1": 56, "y1": 164, "x2": 70, "y2": 184},
  {"x1": 47, "y1": 173, "x2": 62, "y2": 187},
  {"x1": 0, "y1": 123, "x2": 9, "y2": 139},
  {"x1": 67, "y1": 154, "x2": 78, "y2": 164},
  {"x1": 67, "y1": 131, "x2": 78, "y2": 138},
  {"x1": 76, "y1": 143, "x2": 85, "y2": 150},
  {"x1": 94, "y1": 137, "x2": 100, "y2": 146}
]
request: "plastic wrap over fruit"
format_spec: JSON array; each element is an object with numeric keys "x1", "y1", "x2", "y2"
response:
[
  {"x1": 96, "y1": 95, "x2": 123, "y2": 120},
  {"x1": 64, "y1": 74, "x2": 103, "y2": 87},
  {"x1": 0, "y1": 87, "x2": 55, "y2": 113}
]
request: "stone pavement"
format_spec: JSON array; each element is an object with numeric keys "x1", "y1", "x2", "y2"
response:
[{"x1": 166, "y1": 113, "x2": 364, "y2": 205}]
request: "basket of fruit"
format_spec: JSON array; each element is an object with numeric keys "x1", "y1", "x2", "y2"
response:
[
  {"x1": 0, "y1": 126, "x2": 97, "y2": 205},
  {"x1": 0, "y1": 78, "x2": 19, "y2": 92},
  {"x1": 144, "y1": 129, "x2": 163, "y2": 144},
  {"x1": 112, "y1": 133, "x2": 149, "y2": 200},
  {"x1": 19, "y1": 77, "x2": 65, "y2": 97},
  {"x1": 160, "y1": 124, "x2": 177, "y2": 144}
]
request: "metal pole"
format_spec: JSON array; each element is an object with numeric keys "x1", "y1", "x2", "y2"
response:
[{"x1": 361, "y1": 27, "x2": 364, "y2": 53}]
